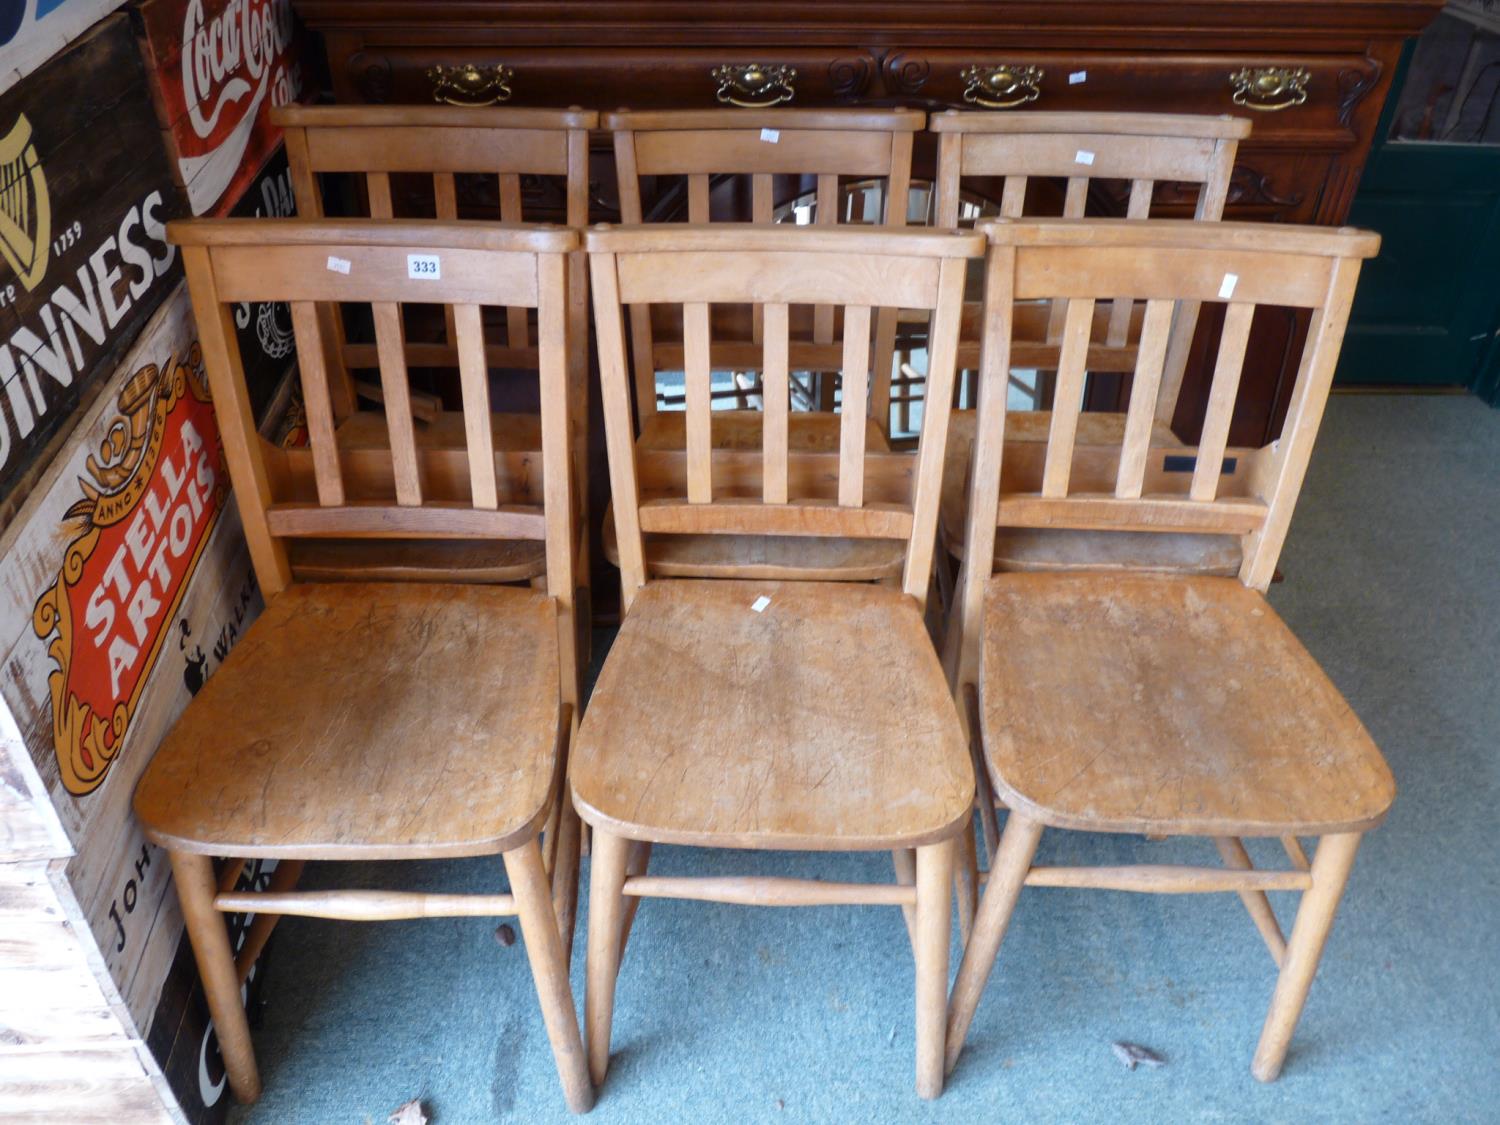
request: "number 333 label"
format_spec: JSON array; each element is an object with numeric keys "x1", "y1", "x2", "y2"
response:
[{"x1": 407, "y1": 254, "x2": 442, "y2": 280}]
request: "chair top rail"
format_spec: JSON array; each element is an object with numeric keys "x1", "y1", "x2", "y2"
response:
[
  {"x1": 980, "y1": 218, "x2": 1380, "y2": 259},
  {"x1": 586, "y1": 222, "x2": 981, "y2": 258},
  {"x1": 170, "y1": 218, "x2": 579, "y2": 254},
  {"x1": 272, "y1": 104, "x2": 598, "y2": 130},
  {"x1": 930, "y1": 110, "x2": 1251, "y2": 139},
  {"x1": 602, "y1": 107, "x2": 924, "y2": 132}
]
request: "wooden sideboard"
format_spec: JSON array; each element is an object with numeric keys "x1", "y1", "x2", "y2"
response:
[{"x1": 297, "y1": 1, "x2": 1441, "y2": 446}]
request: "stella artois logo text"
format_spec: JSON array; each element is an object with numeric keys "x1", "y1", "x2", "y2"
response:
[
  {"x1": 32, "y1": 344, "x2": 226, "y2": 795},
  {"x1": 0, "y1": 113, "x2": 50, "y2": 291}
]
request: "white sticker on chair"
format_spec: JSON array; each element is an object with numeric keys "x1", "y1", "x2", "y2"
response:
[
  {"x1": 408, "y1": 254, "x2": 441, "y2": 280},
  {"x1": 1069, "y1": 70, "x2": 1088, "y2": 84},
  {"x1": 326, "y1": 256, "x2": 351, "y2": 275},
  {"x1": 1075, "y1": 149, "x2": 1096, "y2": 166},
  {"x1": 760, "y1": 128, "x2": 780, "y2": 143},
  {"x1": 1219, "y1": 272, "x2": 1239, "y2": 299},
  {"x1": 751, "y1": 595, "x2": 772, "y2": 613}
]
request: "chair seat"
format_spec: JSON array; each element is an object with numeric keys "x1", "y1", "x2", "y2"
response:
[
  {"x1": 289, "y1": 537, "x2": 547, "y2": 584},
  {"x1": 601, "y1": 506, "x2": 905, "y2": 582},
  {"x1": 638, "y1": 409, "x2": 891, "y2": 453},
  {"x1": 133, "y1": 582, "x2": 563, "y2": 860},
  {"x1": 979, "y1": 573, "x2": 1395, "y2": 837},
  {"x1": 572, "y1": 579, "x2": 973, "y2": 850}
]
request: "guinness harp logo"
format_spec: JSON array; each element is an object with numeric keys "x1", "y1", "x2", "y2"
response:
[{"x1": 0, "y1": 113, "x2": 50, "y2": 291}]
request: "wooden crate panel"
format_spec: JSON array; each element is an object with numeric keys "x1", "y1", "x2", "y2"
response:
[
  {"x1": 2, "y1": 701, "x2": 69, "y2": 862},
  {"x1": 0, "y1": 14, "x2": 187, "y2": 517},
  {"x1": 0, "y1": 1, "x2": 122, "y2": 94},
  {"x1": 132, "y1": 0, "x2": 309, "y2": 217},
  {"x1": 0, "y1": 284, "x2": 263, "y2": 1055},
  {"x1": 0, "y1": 861, "x2": 180, "y2": 1124}
]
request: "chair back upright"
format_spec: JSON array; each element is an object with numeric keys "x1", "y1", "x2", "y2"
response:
[
  {"x1": 930, "y1": 111, "x2": 1249, "y2": 417},
  {"x1": 272, "y1": 105, "x2": 596, "y2": 427},
  {"x1": 172, "y1": 218, "x2": 582, "y2": 701},
  {"x1": 954, "y1": 217, "x2": 1380, "y2": 686},
  {"x1": 606, "y1": 108, "x2": 923, "y2": 428},
  {"x1": 588, "y1": 223, "x2": 984, "y2": 613}
]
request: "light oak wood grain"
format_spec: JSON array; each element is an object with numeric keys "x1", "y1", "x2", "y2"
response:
[
  {"x1": 571, "y1": 580, "x2": 972, "y2": 851},
  {"x1": 946, "y1": 217, "x2": 1389, "y2": 1088}
]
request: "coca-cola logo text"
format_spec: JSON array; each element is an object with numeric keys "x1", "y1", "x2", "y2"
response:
[{"x1": 181, "y1": 0, "x2": 295, "y2": 140}]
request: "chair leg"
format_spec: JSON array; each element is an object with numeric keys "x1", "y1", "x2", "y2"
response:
[
  {"x1": 944, "y1": 813, "x2": 1044, "y2": 1077},
  {"x1": 169, "y1": 851, "x2": 260, "y2": 1103},
  {"x1": 955, "y1": 822, "x2": 978, "y2": 948},
  {"x1": 1251, "y1": 831, "x2": 1363, "y2": 1082},
  {"x1": 585, "y1": 827, "x2": 631, "y2": 1087},
  {"x1": 551, "y1": 799, "x2": 583, "y2": 966},
  {"x1": 618, "y1": 841, "x2": 652, "y2": 963},
  {"x1": 892, "y1": 848, "x2": 918, "y2": 946},
  {"x1": 505, "y1": 837, "x2": 593, "y2": 1113},
  {"x1": 914, "y1": 838, "x2": 956, "y2": 1099}
]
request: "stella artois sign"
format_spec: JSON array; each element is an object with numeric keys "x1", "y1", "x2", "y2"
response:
[
  {"x1": 133, "y1": 0, "x2": 306, "y2": 217},
  {"x1": 31, "y1": 341, "x2": 226, "y2": 794}
]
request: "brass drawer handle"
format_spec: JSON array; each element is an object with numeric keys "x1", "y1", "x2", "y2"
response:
[
  {"x1": 961, "y1": 64, "x2": 1043, "y2": 109},
  {"x1": 1230, "y1": 66, "x2": 1310, "y2": 112},
  {"x1": 427, "y1": 63, "x2": 514, "y2": 107},
  {"x1": 711, "y1": 63, "x2": 796, "y2": 108}
]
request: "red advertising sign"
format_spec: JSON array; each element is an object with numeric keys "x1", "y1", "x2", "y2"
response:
[
  {"x1": 133, "y1": 0, "x2": 306, "y2": 216},
  {"x1": 31, "y1": 344, "x2": 226, "y2": 795}
]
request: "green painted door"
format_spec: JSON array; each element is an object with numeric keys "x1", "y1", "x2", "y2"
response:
[{"x1": 1336, "y1": 16, "x2": 1500, "y2": 397}]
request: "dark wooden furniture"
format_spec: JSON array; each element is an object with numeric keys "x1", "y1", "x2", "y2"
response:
[{"x1": 297, "y1": 1, "x2": 1440, "y2": 447}]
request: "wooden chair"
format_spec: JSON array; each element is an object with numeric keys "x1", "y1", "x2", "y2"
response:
[
  {"x1": 945, "y1": 217, "x2": 1391, "y2": 1084},
  {"x1": 272, "y1": 104, "x2": 596, "y2": 587},
  {"x1": 576, "y1": 222, "x2": 982, "y2": 1099},
  {"x1": 132, "y1": 219, "x2": 591, "y2": 1112},
  {"x1": 927, "y1": 111, "x2": 1251, "y2": 581},
  {"x1": 608, "y1": 108, "x2": 920, "y2": 438}
]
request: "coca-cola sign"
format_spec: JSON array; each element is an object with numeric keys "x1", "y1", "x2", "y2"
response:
[{"x1": 134, "y1": 0, "x2": 307, "y2": 217}]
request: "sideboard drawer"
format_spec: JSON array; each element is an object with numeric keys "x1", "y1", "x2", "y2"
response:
[
  {"x1": 911, "y1": 51, "x2": 1380, "y2": 150},
  {"x1": 340, "y1": 47, "x2": 867, "y2": 110}
]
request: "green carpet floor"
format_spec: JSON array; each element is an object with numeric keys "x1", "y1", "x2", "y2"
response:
[{"x1": 228, "y1": 394, "x2": 1500, "y2": 1124}]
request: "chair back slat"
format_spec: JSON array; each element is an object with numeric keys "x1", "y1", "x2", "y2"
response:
[
  {"x1": 454, "y1": 301, "x2": 498, "y2": 509},
  {"x1": 761, "y1": 302, "x2": 791, "y2": 503},
  {"x1": 683, "y1": 300, "x2": 714, "y2": 502},
  {"x1": 687, "y1": 173, "x2": 712, "y2": 222},
  {"x1": 171, "y1": 218, "x2": 580, "y2": 616},
  {"x1": 589, "y1": 223, "x2": 982, "y2": 611},
  {"x1": 287, "y1": 301, "x2": 344, "y2": 507},
  {"x1": 604, "y1": 109, "x2": 922, "y2": 426},
  {"x1": 1045, "y1": 179, "x2": 1092, "y2": 341},
  {"x1": 366, "y1": 172, "x2": 394, "y2": 218},
  {"x1": 496, "y1": 173, "x2": 528, "y2": 348},
  {"x1": 838, "y1": 305, "x2": 873, "y2": 507},
  {"x1": 371, "y1": 301, "x2": 423, "y2": 506},
  {"x1": 1190, "y1": 300, "x2": 1255, "y2": 501},
  {"x1": 432, "y1": 174, "x2": 460, "y2": 346},
  {"x1": 951, "y1": 217, "x2": 1377, "y2": 689},
  {"x1": 1105, "y1": 178, "x2": 1157, "y2": 344},
  {"x1": 1040, "y1": 298, "x2": 1095, "y2": 498},
  {"x1": 813, "y1": 173, "x2": 841, "y2": 346},
  {"x1": 1115, "y1": 298, "x2": 1176, "y2": 498}
]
